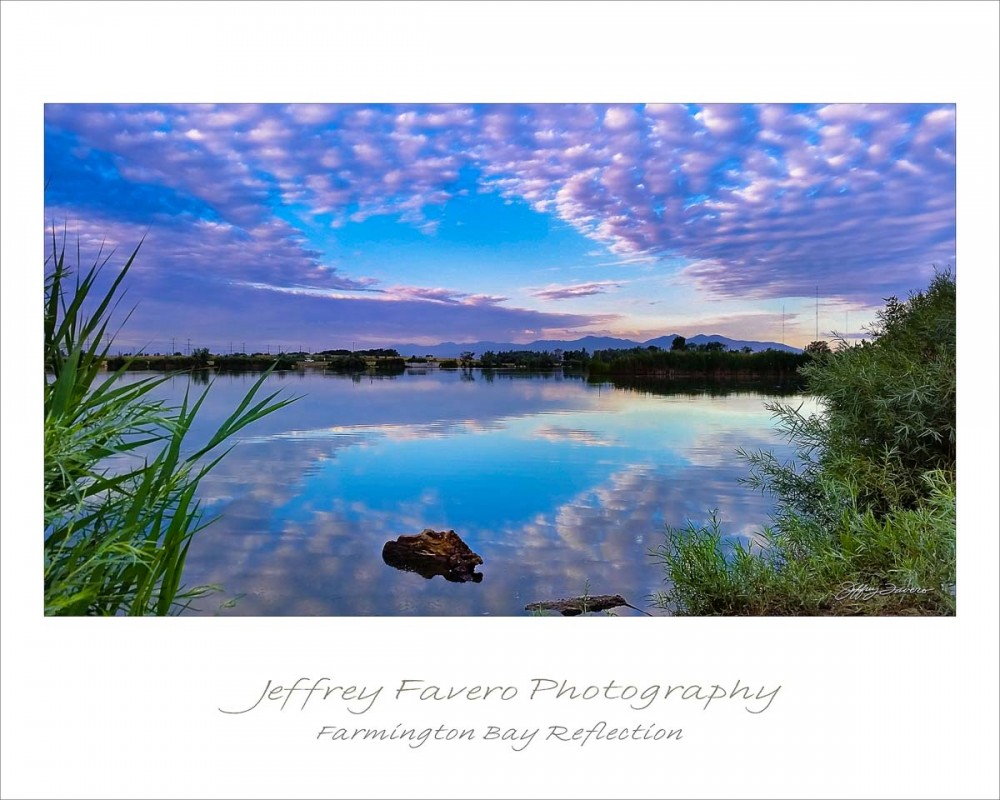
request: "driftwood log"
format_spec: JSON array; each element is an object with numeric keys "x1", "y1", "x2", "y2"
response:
[
  {"x1": 382, "y1": 529, "x2": 483, "y2": 583},
  {"x1": 524, "y1": 594, "x2": 651, "y2": 616}
]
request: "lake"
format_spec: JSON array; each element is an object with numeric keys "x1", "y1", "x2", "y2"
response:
[{"x1": 110, "y1": 369, "x2": 815, "y2": 616}]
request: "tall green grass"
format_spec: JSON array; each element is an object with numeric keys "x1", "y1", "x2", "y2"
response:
[
  {"x1": 44, "y1": 232, "x2": 296, "y2": 615},
  {"x1": 654, "y1": 272, "x2": 956, "y2": 616}
]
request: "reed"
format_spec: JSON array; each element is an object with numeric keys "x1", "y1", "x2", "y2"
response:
[{"x1": 44, "y1": 231, "x2": 296, "y2": 615}]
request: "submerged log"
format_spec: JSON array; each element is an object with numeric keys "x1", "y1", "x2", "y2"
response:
[
  {"x1": 382, "y1": 529, "x2": 484, "y2": 583},
  {"x1": 524, "y1": 594, "x2": 651, "y2": 616}
]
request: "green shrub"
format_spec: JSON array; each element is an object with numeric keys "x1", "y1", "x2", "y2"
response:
[
  {"x1": 44, "y1": 233, "x2": 295, "y2": 615},
  {"x1": 655, "y1": 272, "x2": 956, "y2": 615}
]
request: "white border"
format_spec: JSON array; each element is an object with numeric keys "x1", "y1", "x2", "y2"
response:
[{"x1": 2, "y1": 2, "x2": 998, "y2": 798}]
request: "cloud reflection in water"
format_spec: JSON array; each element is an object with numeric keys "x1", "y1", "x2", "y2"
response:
[{"x1": 121, "y1": 370, "x2": 815, "y2": 615}]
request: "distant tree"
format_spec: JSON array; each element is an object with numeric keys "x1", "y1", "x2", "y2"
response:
[
  {"x1": 459, "y1": 350, "x2": 476, "y2": 367},
  {"x1": 356, "y1": 348, "x2": 400, "y2": 358},
  {"x1": 704, "y1": 341, "x2": 725, "y2": 352},
  {"x1": 804, "y1": 340, "x2": 832, "y2": 356},
  {"x1": 561, "y1": 348, "x2": 590, "y2": 369},
  {"x1": 670, "y1": 336, "x2": 687, "y2": 351},
  {"x1": 741, "y1": 346, "x2": 753, "y2": 354},
  {"x1": 192, "y1": 346, "x2": 210, "y2": 365}
]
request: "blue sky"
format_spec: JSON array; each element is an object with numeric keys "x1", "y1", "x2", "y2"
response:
[{"x1": 44, "y1": 103, "x2": 955, "y2": 352}]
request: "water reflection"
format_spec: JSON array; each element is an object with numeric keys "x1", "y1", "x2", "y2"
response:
[
  {"x1": 189, "y1": 368, "x2": 211, "y2": 385},
  {"x1": 598, "y1": 375, "x2": 808, "y2": 398},
  {"x1": 110, "y1": 370, "x2": 815, "y2": 615}
]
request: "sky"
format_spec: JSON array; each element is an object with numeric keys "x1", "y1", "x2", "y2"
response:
[{"x1": 43, "y1": 103, "x2": 956, "y2": 353}]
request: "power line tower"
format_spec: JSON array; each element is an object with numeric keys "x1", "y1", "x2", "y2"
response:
[{"x1": 815, "y1": 287, "x2": 819, "y2": 341}]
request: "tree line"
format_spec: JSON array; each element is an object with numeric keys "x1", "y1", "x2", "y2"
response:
[
  {"x1": 96, "y1": 341, "x2": 819, "y2": 380},
  {"x1": 586, "y1": 344, "x2": 809, "y2": 377}
]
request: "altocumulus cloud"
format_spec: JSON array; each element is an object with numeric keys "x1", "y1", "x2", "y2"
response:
[{"x1": 45, "y1": 102, "x2": 955, "y2": 344}]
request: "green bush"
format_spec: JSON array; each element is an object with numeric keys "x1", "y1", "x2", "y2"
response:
[
  {"x1": 586, "y1": 346, "x2": 808, "y2": 377},
  {"x1": 44, "y1": 233, "x2": 295, "y2": 615},
  {"x1": 655, "y1": 272, "x2": 956, "y2": 615}
]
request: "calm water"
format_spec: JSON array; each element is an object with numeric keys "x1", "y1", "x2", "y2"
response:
[{"x1": 110, "y1": 369, "x2": 814, "y2": 616}]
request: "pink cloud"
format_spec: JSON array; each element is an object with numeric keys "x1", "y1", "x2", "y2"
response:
[
  {"x1": 47, "y1": 103, "x2": 955, "y2": 305},
  {"x1": 531, "y1": 281, "x2": 625, "y2": 301}
]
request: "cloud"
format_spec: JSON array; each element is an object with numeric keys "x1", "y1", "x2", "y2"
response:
[
  {"x1": 94, "y1": 276, "x2": 618, "y2": 353},
  {"x1": 531, "y1": 280, "x2": 625, "y2": 301},
  {"x1": 43, "y1": 204, "x2": 377, "y2": 294},
  {"x1": 42, "y1": 205, "x2": 617, "y2": 352},
  {"x1": 534, "y1": 426, "x2": 616, "y2": 447},
  {"x1": 381, "y1": 286, "x2": 508, "y2": 306},
  {"x1": 46, "y1": 102, "x2": 955, "y2": 313}
]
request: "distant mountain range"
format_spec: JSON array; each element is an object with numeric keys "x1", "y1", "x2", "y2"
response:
[{"x1": 372, "y1": 334, "x2": 801, "y2": 358}]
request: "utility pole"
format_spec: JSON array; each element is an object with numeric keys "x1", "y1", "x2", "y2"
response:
[
  {"x1": 171, "y1": 336, "x2": 175, "y2": 354},
  {"x1": 186, "y1": 337, "x2": 191, "y2": 356},
  {"x1": 815, "y1": 286, "x2": 819, "y2": 341}
]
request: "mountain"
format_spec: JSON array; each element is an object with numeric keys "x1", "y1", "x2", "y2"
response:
[
  {"x1": 683, "y1": 334, "x2": 799, "y2": 353},
  {"x1": 525, "y1": 335, "x2": 648, "y2": 352},
  {"x1": 374, "y1": 334, "x2": 801, "y2": 357}
]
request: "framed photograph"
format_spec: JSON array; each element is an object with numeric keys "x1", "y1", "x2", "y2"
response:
[{"x1": 3, "y1": 3, "x2": 997, "y2": 798}]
